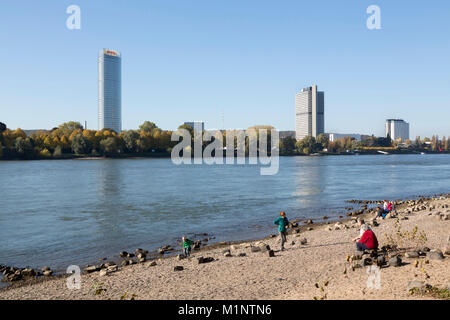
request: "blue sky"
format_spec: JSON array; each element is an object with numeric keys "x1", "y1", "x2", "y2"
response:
[{"x1": 0, "y1": 0, "x2": 449, "y2": 138}]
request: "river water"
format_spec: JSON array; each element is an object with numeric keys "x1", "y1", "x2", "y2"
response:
[{"x1": 1, "y1": 154, "x2": 449, "y2": 271}]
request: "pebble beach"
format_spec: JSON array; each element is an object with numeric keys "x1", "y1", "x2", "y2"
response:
[{"x1": 1, "y1": 195, "x2": 449, "y2": 300}]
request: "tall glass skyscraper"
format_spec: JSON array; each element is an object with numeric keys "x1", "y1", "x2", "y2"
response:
[
  {"x1": 295, "y1": 85, "x2": 325, "y2": 141},
  {"x1": 98, "y1": 49, "x2": 122, "y2": 133}
]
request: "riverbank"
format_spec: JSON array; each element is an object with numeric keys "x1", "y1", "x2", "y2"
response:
[
  {"x1": 1, "y1": 195, "x2": 449, "y2": 300},
  {"x1": 1, "y1": 149, "x2": 448, "y2": 161}
]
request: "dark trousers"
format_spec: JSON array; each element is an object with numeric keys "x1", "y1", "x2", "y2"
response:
[
  {"x1": 279, "y1": 231, "x2": 287, "y2": 250},
  {"x1": 356, "y1": 242, "x2": 369, "y2": 252}
]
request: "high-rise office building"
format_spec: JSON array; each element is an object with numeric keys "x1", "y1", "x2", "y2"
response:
[
  {"x1": 184, "y1": 121, "x2": 205, "y2": 132},
  {"x1": 98, "y1": 49, "x2": 122, "y2": 133},
  {"x1": 295, "y1": 85, "x2": 324, "y2": 141},
  {"x1": 385, "y1": 119, "x2": 409, "y2": 141}
]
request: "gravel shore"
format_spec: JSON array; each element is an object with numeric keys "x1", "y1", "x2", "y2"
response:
[{"x1": 1, "y1": 196, "x2": 449, "y2": 300}]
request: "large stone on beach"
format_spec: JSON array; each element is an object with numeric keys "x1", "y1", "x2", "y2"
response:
[
  {"x1": 107, "y1": 265, "x2": 118, "y2": 272},
  {"x1": 43, "y1": 270, "x2": 53, "y2": 277},
  {"x1": 197, "y1": 257, "x2": 214, "y2": 264},
  {"x1": 250, "y1": 246, "x2": 261, "y2": 253},
  {"x1": 149, "y1": 261, "x2": 157, "y2": 267},
  {"x1": 427, "y1": 250, "x2": 444, "y2": 260},
  {"x1": 99, "y1": 269, "x2": 108, "y2": 277},
  {"x1": 21, "y1": 268, "x2": 36, "y2": 278},
  {"x1": 137, "y1": 253, "x2": 146, "y2": 260},
  {"x1": 405, "y1": 251, "x2": 420, "y2": 259},
  {"x1": 376, "y1": 255, "x2": 386, "y2": 266},
  {"x1": 268, "y1": 250, "x2": 275, "y2": 257},
  {"x1": 388, "y1": 256, "x2": 402, "y2": 267},
  {"x1": 174, "y1": 266, "x2": 184, "y2": 271},
  {"x1": 104, "y1": 261, "x2": 116, "y2": 268},
  {"x1": 443, "y1": 245, "x2": 450, "y2": 256},
  {"x1": 300, "y1": 238, "x2": 308, "y2": 245},
  {"x1": 360, "y1": 258, "x2": 373, "y2": 267},
  {"x1": 85, "y1": 265, "x2": 100, "y2": 273},
  {"x1": 135, "y1": 248, "x2": 148, "y2": 255}
]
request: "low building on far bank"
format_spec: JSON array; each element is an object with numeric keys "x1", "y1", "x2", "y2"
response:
[
  {"x1": 328, "y1": 133, "x2": 361, "y2": 142},
  {"x1": 279, "y1": 131, "x2": 296, "y2": 139}
]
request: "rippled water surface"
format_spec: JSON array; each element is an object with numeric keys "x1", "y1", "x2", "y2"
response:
[{"x1": 1, "y1": 154, "x2": 449, "y2": 270}]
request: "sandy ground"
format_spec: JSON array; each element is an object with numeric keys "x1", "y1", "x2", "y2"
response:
[{"x1": 1, "y1": 197, "x2": 449, "y2": 300}]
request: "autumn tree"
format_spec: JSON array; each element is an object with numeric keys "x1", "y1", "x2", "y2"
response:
[
  {"x1": 296, "y1": 136, "x2": 321, "y2": 155},
  {"x1": 100, "y1": 137, "x2": 120, "y2": 156},
  {"x1": 71, "y1": 134, "x2": 92, "y2": 154},
  {"x1": 139, "y1": 121, "x2": 158, "y2": 133},
  {"x1": 280, "y1": 136, "x2": 297, "y2": 155},
  {"x1": 121, "y1": 130, "x2": 140, "y2": 153},
  {"x1": 15, "y1": 137, "x2": 34, "y2": 158},
  {"x1": 58, "y1": 121, "x2": 83, "y2": 135}
]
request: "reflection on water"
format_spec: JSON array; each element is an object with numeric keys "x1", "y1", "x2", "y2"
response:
[
  {"x1": 294, "y1": 158, "x2": 325, "y2": 206},
  {"x1": 0, "y1": 154, "x2": 449, "y2": 270}
]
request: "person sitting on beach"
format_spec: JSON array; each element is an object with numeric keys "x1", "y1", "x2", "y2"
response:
[
  {"x1": 351, "y1": 218, "x2": 371, "y2": 242},
  {"x1": 375, "y1": 207, "x2": 384, "y2": 219},
  {"x1": 381, "y1": 202, "x2": 393, "y2": 219},
  {"x1": 273, "y1": 211, "x2": 289, "y2": 251},
  {"x1": 355, "y1": 225, "x2": 379, "y2": 252},
  {"x1": 383, "y1": 200, "x2": 389, "y2": 212},
  {"x1": 182, "y1": 236, "x2": 192, "y2": 257}
]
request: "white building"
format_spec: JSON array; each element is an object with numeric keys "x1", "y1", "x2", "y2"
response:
[
  {"x1": 295, "y1": 85, "x2": 324, "y2": 140},
  {"x1": 184, "y1": 121, "x2": 205, "y2": 132},
  {"x1": 385, "y1": 119, "x2": 409, "y2": 141},
  {"x1": 98, "y1": 49, "x2": 122, "y2": 133},
  {"x1": 328, "y1": 133, "x2": 361, "y2": 142}
]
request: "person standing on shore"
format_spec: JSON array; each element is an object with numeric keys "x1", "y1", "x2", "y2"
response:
[
  {"x1": 182, "y1": 236, "x2": 192, "y2": 257},
  {"x1": 274, "y1": 211, "x2": 289, "y2": 251}
]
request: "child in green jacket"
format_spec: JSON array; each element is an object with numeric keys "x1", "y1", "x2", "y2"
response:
[
  {"x1": 274, "y1": 211, "x2": 289, "y2": 251},
  {"x1": 182, "y1": 236, "x2": 192, "y2": 257}
]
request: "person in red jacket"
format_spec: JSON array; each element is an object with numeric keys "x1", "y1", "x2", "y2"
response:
[{"x1": 356, "y1": 225, "x2": 378, "y2": 251}]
